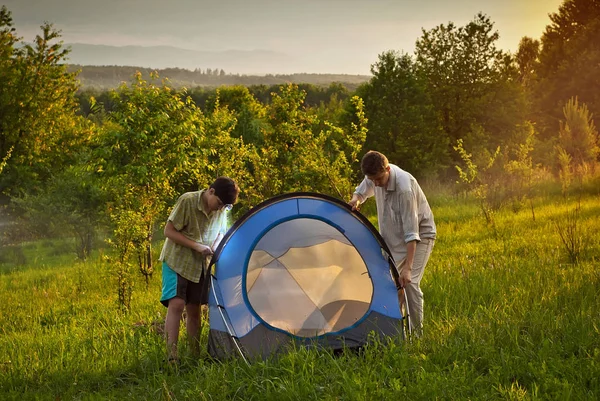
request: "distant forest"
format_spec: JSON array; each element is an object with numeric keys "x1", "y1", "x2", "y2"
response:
[
  {"x1": 68, "y1": 64, "x2": 370, "y2": 90},
  {"x1": 2, "y1": 1, "x2": 600, "y2": 257}
]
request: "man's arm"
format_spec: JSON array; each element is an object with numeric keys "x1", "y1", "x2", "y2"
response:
[
  {"x1": 348, "y1": 177, "x2": 374, "y2": 210},
  {"x1": 348, "y1": 193, "x2": 364, "y2": 210},
  {"x1": 164, "y1": 221, "x2": 213, "y2": 256},
  {"x1": 399, "y1": 240, "x2": 416, "y2": 287}
]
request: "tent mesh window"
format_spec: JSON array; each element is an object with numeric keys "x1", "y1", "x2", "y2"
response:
[{"x1": 245, "y1": 218, "x2": 373, "y2": 337}]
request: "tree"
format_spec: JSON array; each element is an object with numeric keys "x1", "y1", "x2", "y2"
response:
[
  {"x1": 535, "y1": 0, "x2": 600, "y2": 137},
  {"x1": 358, "y1": 51, "x2": 448, "y2": 178},
  {"x1": 95, "y1": 73, "x2": 208, "y2": 287},
  {"x1": 415, "y1": 13, "x2": 527, "y2": 163},
  {"x1": 12, "y1": 163, "x2": 108, "y2": 260},
  {"x1": 454, "y1": 139, "x2": 501, "y2": 227},
  {"x1": 0, "y1": 6, "x2": 80, "y2": 197},
  {"x1": 204, "y1": 85, "x2": 267, "y2": 145},
  {"x1": 515, "y1": 37, "x2": 540, "y2": 87},
  {"x1": 245, "y1": 84, "x2": 366, "y2": 204},
  {"x1": 557, "y1": 97, "x2": 599, "y2": 169},
  {"x1": 503, "y1": 122, "x2": 537, "y2": 219}
]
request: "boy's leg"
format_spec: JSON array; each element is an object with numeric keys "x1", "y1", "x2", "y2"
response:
[
  {"x1": 165, "y1": 297, "x2": 185, "y2": 360},
  {"x1": 185, "y1": 303, "x2": 201, "y2": 356}
]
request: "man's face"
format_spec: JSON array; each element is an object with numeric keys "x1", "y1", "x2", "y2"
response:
[{"x1": 366, "y1": 166, "x2": 390, "y2": 188}]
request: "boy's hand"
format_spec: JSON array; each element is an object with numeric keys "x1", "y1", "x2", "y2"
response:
[{"x1": 194, "y1": 243, "x2": 213, "y2": 256}]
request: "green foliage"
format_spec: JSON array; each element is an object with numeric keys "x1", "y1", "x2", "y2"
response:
[
  {"x1": 535, "y1": 0, "x2": 600, "y2": 137},
  {"x1": 554, "y1": 203, "x2": 585, "y2": 264},
  {"x1": 454, "y1": 138, "x2": 501, "y2": 226},
  {"x1": 205, "y1": 85, "x2": 268, "y2": 145},
  {"x1": 72, "y1": 64, "x2": 369, "y2": 91},
  {"x1": 244, "y1": 84, "x2": 366, "y2": 204},
  {"x1": 358, "y1": 51, "x2": 448, "y2": 177},
  {"x1": 11, "y1": 164, "x2": 108, "y2": 260},
  {"x1": 199, "y1": 93, "x2": 255, "y2": 206},
  {"x1": 558, "y1": 97, "x2": 599, "y2": 168},
  {"x1": 0, "y1": 145, "x2": 11, "y2": 175},
  {"x1": 503, "y1": 122, "x2": 537, "y2": 217},
  {"x1": 515, "y1": 37, "x2": 540, "y2": 87},
  {"x1": 0, "y1": 7, "x2": 81, "y2": 196},
  {"x1": 415, "y1": 13, "x2": 527, "y2": 164},
  {"x1": 95, "y1": 72, "x2": 209, "y2": 294},
  {"x1": 104, "y1": 208, "x2": 146, "y2": 312},
  {"x1": 557, "y1": 147, "x2": 574, "y2": 195}
]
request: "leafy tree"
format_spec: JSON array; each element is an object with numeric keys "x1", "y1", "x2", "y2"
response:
[
  {"x1": 515, "y1": 37, "x2": 540, "y2": 87},
  {"x1": 12, "y1": 164, "x2": 107, "y2": 260},
  {"x1": 204, "y1": 85, "x2": 268, "y2": 145},
  {"x1": 199, "y1": 93, "x2": 256, "y2": 211},
  {"x1": 415, "y1": 13, "x2": 527, "y2": 162},
  {"x1": 535, "y1": 0, "x2": 600, "y2": 137},
  {"x1": 106, "y1": 208, "x2": 143, "y2": 312},
  {"x1": 246, "y1": 84, "x2": 366, "y2": 204},
  {"x1": 557, "y1": 97, "x2": 599, "y2": 169},
  {"x1": 454, "y1": 139, "x2": 501, "y2": 227},
  {"x1": 0, "y1": 6, "x2": 80, "y2": 197},
  {"x1": 503, "y1": 122, "x2": 537, "y2": 219},
  {"x1": 95, "y1": 73, "x2": 208, "y2": 287},
  {"x1": 358, "y1": 51, "x2": 448, "y2": 178}
]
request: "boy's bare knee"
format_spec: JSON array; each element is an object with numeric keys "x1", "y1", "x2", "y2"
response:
[{"x1": 168, "y1": 297, "x2": 185, "y2": 313}]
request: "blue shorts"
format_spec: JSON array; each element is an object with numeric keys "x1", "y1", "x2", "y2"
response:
[{"x1": 160, "y1": 262, "x2": 209, "y2": 307}]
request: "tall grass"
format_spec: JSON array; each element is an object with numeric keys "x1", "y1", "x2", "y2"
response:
[{"x1": 1, "y1": 187, "x2": 599, "y2": 400}]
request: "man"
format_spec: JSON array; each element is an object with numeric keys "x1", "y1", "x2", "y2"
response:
[
  {"x1": 159, "y1": 176, "x2": 239, "y2": 363},
  {"x1": 348, "y1": 151, "x2": 436, "y2": 335}
]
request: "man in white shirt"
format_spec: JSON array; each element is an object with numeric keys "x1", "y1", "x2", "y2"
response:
[{"x1": 348, "y1": 151, "x2": 436, "y2": 335}]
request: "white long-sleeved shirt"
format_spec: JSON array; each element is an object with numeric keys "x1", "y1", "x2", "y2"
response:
[{"x1": 354, "y1": 164, "x2": 436, "y2": 261}]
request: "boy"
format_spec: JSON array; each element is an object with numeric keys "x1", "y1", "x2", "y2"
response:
[
  {"x1": 159, "y1": 176, "x2": 239, "y2": 362},
  {"x1": 348, "y1": 151, "x2": 436, "y2": 335}
]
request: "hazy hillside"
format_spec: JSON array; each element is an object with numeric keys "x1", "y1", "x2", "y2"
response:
[
  {"x1": 64, "y1": 43, "x2": 300, "y2": 75},
  {"x1": 68, "y1": 65, "x2": 371, "y2": 90}
]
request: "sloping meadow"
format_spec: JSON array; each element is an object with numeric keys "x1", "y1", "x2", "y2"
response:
[{"x1": 1, "y1": 190, "x2": 599, "y2": 400}]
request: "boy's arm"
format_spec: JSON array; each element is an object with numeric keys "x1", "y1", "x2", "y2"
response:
[
  {"x1": 164, "y1": 221, "x2": 213, "y2": 256},
  {"x1": 211, "y1": 232, "x2": 224, "y2": 252}
]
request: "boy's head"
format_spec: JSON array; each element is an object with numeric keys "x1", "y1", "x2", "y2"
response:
[
  {"x1": 361, "y1": 151, "x2": 391, "y2": 188},
  {"x1": 210, "y1": 176, "x2": 240, "y2": 207}
]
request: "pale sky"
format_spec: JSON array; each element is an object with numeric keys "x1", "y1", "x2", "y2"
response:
[{"x1": 4, "y1": 0, "x2": 563, "y2": 74}]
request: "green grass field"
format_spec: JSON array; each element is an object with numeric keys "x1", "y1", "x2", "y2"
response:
[{"x1": 1, "y1": 186, "x2": 599, "y2": 400}]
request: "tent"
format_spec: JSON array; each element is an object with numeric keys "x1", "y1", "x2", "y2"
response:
[{"x1": 207, "y1": 192, "x2": 409, "y2": 361}]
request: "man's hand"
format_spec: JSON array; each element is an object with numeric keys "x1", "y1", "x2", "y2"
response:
[
  {"x1": 399, "y1": 241, "x2": 416, "y2": 287},
  {"x1": 348, "y1": 194, "x2": 362, "y2": 211},
  {"x1": 399, "y1": 267, "x2": 412, "y2": 288}
]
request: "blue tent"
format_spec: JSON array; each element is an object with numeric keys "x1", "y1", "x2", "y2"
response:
[{"x1": 208, "y1": 193, "x2": 409, "y2": 361}]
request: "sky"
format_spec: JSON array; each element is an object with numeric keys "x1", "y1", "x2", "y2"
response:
[{"x1": 3, "y1": 0, "x2": 564, "y2": 75}]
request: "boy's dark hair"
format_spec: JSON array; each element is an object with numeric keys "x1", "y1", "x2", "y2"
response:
[
  {"x1": 361, "y1": 151, "x2": 389, "y2": 176},
  {"x1": 210, "y1": 176, "x2": 240, "y2": 205}
]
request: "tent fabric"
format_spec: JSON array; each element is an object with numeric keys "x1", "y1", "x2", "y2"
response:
[{"x1": 208, "y1": 192, "x2": 407, "y2": 360}]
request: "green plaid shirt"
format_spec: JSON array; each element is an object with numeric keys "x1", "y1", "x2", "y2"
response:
[{"x1": 159, "y1": 190, "x2": 228, "y2": 282}]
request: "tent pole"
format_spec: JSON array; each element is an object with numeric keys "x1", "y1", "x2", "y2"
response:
[
  {"x1": 386, "y1": 254, "x2": 412, "y2": 340},
  {"x1": 210, "y1": 277, "x2": 250, "y2": 366}
]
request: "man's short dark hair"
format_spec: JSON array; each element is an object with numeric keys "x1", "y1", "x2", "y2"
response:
[
  {"x1": 210, "y1": 177, "x2": 240, "y2": 205},
  {"x1": 361, "y1": 151, "x2": 389, "y2": 176}
]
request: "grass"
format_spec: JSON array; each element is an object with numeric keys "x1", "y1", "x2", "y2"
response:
[{"x1": 1, "y1": 186, "x2": 599, "y2": 400}]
